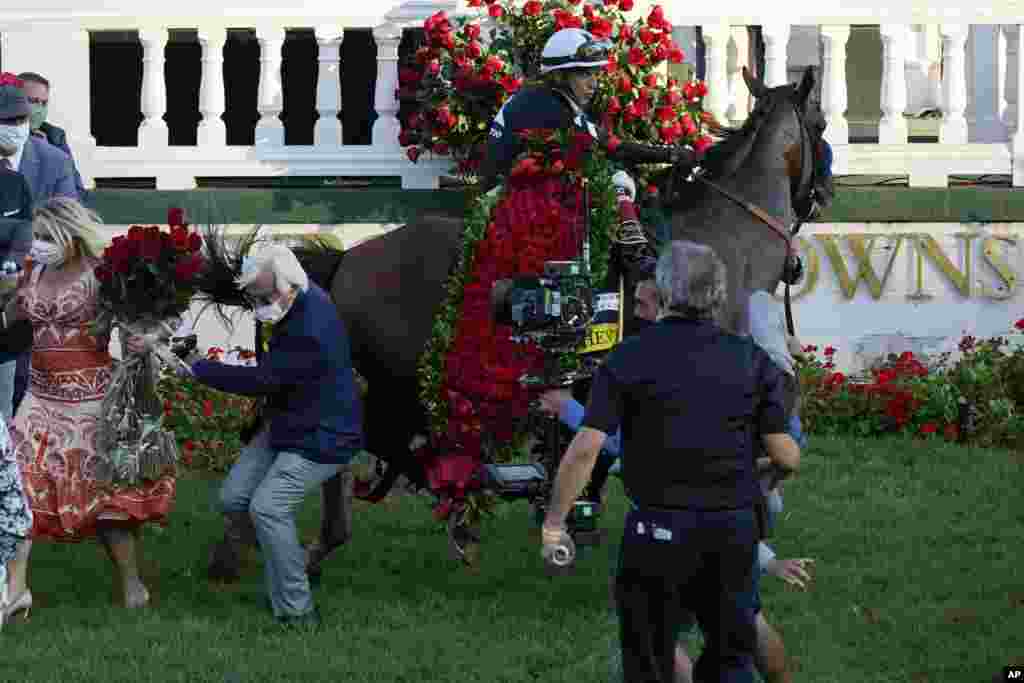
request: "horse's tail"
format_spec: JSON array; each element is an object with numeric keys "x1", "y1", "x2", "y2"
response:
[{"x1": 292, "y1": 237, "x2": 345, "y2": 293}]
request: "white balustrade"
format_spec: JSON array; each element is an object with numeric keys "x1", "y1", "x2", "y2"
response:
[
  {"x1": 197, "y1": 27, "x2": 227, "y2": 147},
  {"x1": 15, "y1": 9, "x2": 1019, "y2": 191},
  {"x1": 372, "y1": 23, "x2": 402, "y2": 150},
  {"x1": 939, "y1": 25, "x2": 969, "y2": 145},
  {"x1": 1002, "y1": 25, "x2": 1020, "y2": 139},
  {"x1": 879, "y1": 24, "x2": 910, "y2": 144},
  {"x1": 138, "y1": 28, "x2": 169, "y2": 148},
  {"x1": 314, "y1": 25, "x2": 344, "y2": 147},
  {"x1": 819, "y1": 25, "x2": 850, "y2": 147},
  {"x1": 761, "y1": 24, "x2": 791, "y2": 88},
  {"x1": 255, "y1": 25, "x2": 285, "y2": 147},
  {"x1": 1013, "y1": 25, "x2": 1024, "y2": 186},
  {"x1": 702, "y1": 23, "x2": 730, "y2": 125},
  {"x1": 726, "y1": 26, "x2": 750, "y2": 125}
]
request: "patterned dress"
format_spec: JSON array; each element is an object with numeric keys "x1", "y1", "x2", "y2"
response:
[
  {"x1": 0, "y1": 416, "x2": 31, "y2": 574},
  {"x1": 9, "y1": 264, "x2": 175, "y2": 541}
]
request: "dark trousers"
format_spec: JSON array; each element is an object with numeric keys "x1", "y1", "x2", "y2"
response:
[{"x1": 614, "y1": 505, "x2": 758, "y2": 683}]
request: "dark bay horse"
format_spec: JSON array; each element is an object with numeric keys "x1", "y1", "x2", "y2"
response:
[{"x1": 197, "y1": 66, "x2": 830, "y2": 569}]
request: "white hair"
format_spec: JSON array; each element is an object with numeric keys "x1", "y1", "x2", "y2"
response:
[
  {"x1": 236, "y1": 243, "x2": 309, "y2": 294},
  {"x1": 655, "y1": 240, "x2": 728, "y2": 320}
]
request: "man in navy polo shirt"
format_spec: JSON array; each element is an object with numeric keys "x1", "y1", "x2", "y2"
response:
[{"x1": 541, "y1": 241, "x2": 801, "y2": 682}]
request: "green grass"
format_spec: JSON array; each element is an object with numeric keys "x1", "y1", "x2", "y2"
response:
[{"x1": 5, "y1": 436, "x2": 1022, "y2": 682}]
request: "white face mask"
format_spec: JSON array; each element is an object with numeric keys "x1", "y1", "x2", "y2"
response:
[
  {"x1": 0, "y1": 121, "x2": 30, "y2": 155},
  {"x1": 29, "y1": 239, "x2": 65, "y2": 266},
  {"x1": 253, "y1": 302, "x2": 287, "y2": 324}
]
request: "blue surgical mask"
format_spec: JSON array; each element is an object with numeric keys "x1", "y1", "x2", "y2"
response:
[{"x1": 0, "y1": 122, "x2": 30, "y2": 153}]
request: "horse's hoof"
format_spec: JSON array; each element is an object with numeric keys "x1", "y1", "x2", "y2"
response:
[{"x1": 207, "y1": 542, "x2": 242, "y2": 583}]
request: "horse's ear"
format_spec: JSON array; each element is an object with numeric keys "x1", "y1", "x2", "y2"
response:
[
  {"x1": 742, "y1": 66, "x2": 767, "y2": 98},
  {"x1": 795, "y1": 66, "x2": 815, "y2": 106}
]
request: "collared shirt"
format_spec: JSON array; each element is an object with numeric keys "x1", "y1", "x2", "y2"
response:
[
  {"x1": 581, "y1": 316, "x2": 789, "y2": 510},
  {"x1": 5, "y1": 136, "x2": 27, "y2": 176}
]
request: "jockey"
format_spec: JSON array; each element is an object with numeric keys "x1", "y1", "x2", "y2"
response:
[{"x1": 479, "y1": 28, "x2": 696, "y2": 192}]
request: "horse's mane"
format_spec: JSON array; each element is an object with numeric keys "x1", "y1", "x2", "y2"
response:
[{"x1": 663, "y1": 84, "x2": 796, "y2": 210}]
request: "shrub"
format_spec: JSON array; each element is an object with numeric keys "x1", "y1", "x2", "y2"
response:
[
  {"x1": 156, "y1": 346, "x2": 259, "y2": 473},
  {"x1": 798, "y1": 319, "x2": 1024, "y2": 451}
]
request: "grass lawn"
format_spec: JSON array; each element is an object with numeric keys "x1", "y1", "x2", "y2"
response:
[{"x1": 4, "y1": 435, "x2": 1021, "y2": 683}]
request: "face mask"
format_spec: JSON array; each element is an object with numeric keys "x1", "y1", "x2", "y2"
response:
[
  {"x1": 253, "y1": 302, "x2": 287, "y2": 324},
  {"x1": 0, "y1": 122, "x2": 30, "y2": 153},
  {"x1": 29, "y1": 104, "x2": 47, "y2": 131},
  {"x1": 29, "y1": 239, "x2": 65, "y2": 266}
]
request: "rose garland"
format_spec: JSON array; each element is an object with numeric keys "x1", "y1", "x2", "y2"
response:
[
  {"x1": 416, "y1": 132, "x2": 618, "y2": 524},
  {"x1": 399, "y1": 0, "x2": 714, "y2": 188}
]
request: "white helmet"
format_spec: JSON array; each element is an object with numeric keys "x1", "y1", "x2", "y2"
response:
[{"x1": 539, "y1": 28, "x2": 611, "y2": 74}]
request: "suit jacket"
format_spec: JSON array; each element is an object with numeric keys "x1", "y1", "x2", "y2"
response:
[
  {"x1": 18, "y1": 136, "x2": 79, "y2": 205},
  {"x1": 36, "y1": 122, "x2": 86, "y2": 199},
  {"x1": 0, "y1": 168, "x2": 33, "y2": 361},
  {"x1": 191, "y1": 284, "x2": 364, "y2": 463}
]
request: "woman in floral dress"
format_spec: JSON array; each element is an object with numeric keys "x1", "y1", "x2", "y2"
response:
[{"x1": 2, "y1": 197, "x2": 175, "y2": 616}]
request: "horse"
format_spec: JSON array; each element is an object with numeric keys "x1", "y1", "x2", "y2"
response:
[{"x1": 196, "y1": 65, "x2": 831, "y2": 570}]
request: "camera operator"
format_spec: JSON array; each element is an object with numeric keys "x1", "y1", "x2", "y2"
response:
[{"x1": 540, "y1": 240, "x2": 800, "y2": 682}]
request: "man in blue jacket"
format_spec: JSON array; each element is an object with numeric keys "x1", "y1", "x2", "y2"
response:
[{"x1": 180, "y1": 244, "x2": 363, "y2": 629}]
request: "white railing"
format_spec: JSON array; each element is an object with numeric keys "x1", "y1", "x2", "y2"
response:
[{"x1": 0, "y1": 5, "x2": 1021, "y2": 190}]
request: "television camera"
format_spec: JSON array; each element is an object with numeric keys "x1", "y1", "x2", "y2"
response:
[{"x1": 484, "y1": 259, "x2": 623, "y2": 572}]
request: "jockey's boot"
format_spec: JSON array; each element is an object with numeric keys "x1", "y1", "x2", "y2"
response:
[
  {"x1": 306, "y1": 465, "x2": 354, "y2": 584},
  {"x1": 207, "y1": 511, "x2": 256, "y2": 582}
]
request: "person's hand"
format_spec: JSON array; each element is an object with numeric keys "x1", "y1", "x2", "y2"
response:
[
  {"x1": 537, "y1": 389, "x2": 572, "y2": 417},
  {"x1": 540, "y1": 522, "x2": 575, "y2": 568},
  {"x1": 765, "y1": 558, "x2": 814, "y2": 590}
]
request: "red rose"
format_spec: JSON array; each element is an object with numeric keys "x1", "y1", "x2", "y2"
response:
[
  {"x1": 656, "y1": 105, "x2": 675, "y2": 122},
  {"x1": 653, "y1": 44, "x2": 669, "y2": 62},
  {"x1": 466, "y1": 41, "x2": 482, "y2": 58},
  {"x1": 588, "y1": 17, "x2": 613, "y2": 39},
  {"x1": 606, "y1": 96, "x2": 622, "y2": 113},
  {"x1": 919, "y1": 422, "x2": 937, "y2": 435},
  {"x1": 171, "y1": 225, "x2": 190, "y2": 251},
  {"x1": 188, "y1": 232, "x2": 203, "y2": 253},
  {"x1": 522, "y1": 0, "x2": 542, "y2": 14},
  {"x1": 174, "y1": 252, "x2": 205, "y2": 282},
  {"x1": 428, "y1": 60, "x2": 440, "y2": 76},
  {"x1": 1015, "y1": 318, "x2": 1024, "y2": 331},
  {"x1": 668, "y1": 46, "x2": 685, "y2": 63},
  {"x1": 466, "y1": 0, "x2": 481, "y2": 6},
  {"x1": 127, "y1": 225, "x2": 145, "y2": 243},
  {"x1": 167, "y1": 207, "x2": 185, "y2": 226},
  {"x1": 617, "y1": 75, "x2": 632, "y2": 93},
  {"x1": 618, "y1": 24, "x2": 633, "y2": 42},
  {"x1": 140, "y1": 231, "x2": 162, "y2": 262},
  {"x1": 665, "y1": 90, "x2": 682, "y2": 106},
  {"x1": 500, "y1": 74, "x2": 522, "y2": 93},
  {"x1": 628, "y1": 46, "x2": 647, "y2": 66},
  {"x1": 824, "y1": 346, "x2": 836, "y2": 356},
  {"x1": 693, "y1": 135, "x2": 713, "y2": 156},
  {"x1": 619, "y1": 0, "x2": 634, "y2": 9},
  {"x1": 464, "y1": 23, "x2": 481, "y2": 42},
  {"x1": 647, "y1": 6, "x2": 668, "y2": 29},
  {"x1": 644, "y1": 73, "x2": 659, "y2": 88},
  {"x1": 488, "y1": 3, "x2": 504, "y2": 18},
  {"x1": 606, "y1": 134, "x2": 621, "y2": 153},
  {"x1": 639, "y1": 28, "x2": 657, "y2": 45}
]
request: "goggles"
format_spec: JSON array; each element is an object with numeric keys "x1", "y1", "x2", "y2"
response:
[{"x1": 540, "y1": 39, "x2": 613, "y2": 69}]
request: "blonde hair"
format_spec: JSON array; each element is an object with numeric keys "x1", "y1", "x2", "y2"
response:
[{"x1": 32, "y1": 196, "x2": 104, "y2": 263}]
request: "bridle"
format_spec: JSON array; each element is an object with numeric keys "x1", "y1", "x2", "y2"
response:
[{"x1": 677, "y1": 95, "x2": 823, "y2": 336}]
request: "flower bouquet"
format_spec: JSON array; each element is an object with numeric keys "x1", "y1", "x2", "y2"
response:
[{"x1": 92, "y1": 208, "x2": 207, "y2": 485}]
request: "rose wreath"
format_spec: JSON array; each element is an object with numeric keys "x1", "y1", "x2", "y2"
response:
[{"x1": 403, "y1": 3, "x2": 716, "y2": 526}]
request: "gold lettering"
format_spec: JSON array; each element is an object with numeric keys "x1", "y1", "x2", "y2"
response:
[
  {"x1": 979, "y1": 235, "x2": 1018, "y2": 300},
  {"x1": 908, "y1": 234, "x2": 975, "y2": 299},
  {"x1": 815, "y1": 234, "x2": 902, "y2": 299}
]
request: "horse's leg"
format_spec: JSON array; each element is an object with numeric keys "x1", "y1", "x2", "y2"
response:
[{"x1": 361, "y1": 376, "x2": 428, "y2": 502}]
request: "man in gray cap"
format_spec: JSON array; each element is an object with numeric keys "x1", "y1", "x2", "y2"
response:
[
  {"x1": 0, "y1": 73, "x2": 34, "y2": 419},
  {"x1": 0, "y1": 72, "x2": 78, "y2": 205},
  {"x1": 0, "y1": 71, "x2": 78, "y2": 418}
]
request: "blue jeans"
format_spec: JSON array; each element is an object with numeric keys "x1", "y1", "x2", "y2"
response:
[{"x1": 615, "y1": 505, "x2": 758, "y2": 683}]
